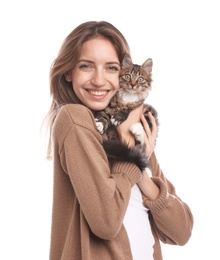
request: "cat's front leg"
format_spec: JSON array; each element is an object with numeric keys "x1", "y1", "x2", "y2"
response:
[
  {"x1": 94, "y1": 111, "x2": 111, "y2": 135},
  {"x1": 130, "y1": 122, "x2": 145, "y2": 145},
  {"x1": 110, "y1": 110, "x2": 129, "y2": 126},
  {"x1": 95, "y1": 118, "x2": 105, "y2": 134}
]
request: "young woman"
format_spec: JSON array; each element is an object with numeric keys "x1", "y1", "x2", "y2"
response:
[{"x1": 46, "y1": 21, "x2": 193, "y2": 260}]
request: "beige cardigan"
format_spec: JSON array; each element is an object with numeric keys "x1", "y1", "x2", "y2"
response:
[{"x1": 49, "y1": 104, "x2": 193, "y2": 260}]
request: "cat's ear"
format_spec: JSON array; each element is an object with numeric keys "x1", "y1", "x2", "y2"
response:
[
  {"x1": 65, "y1": 71, "x2": 72, "y2": 82},
  {"x1": 142, "y1": 58, "x2": 153, "y2": 73},
  {"x1": 121, "y1": 53, "x2": 133, "y2": 69}
]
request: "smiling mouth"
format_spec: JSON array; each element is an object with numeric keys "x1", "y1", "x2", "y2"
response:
[{"x1": 87, "y1": 90, "x2": 109, "y2": 96}]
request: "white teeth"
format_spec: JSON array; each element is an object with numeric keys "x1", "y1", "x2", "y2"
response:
[{"x1": 89, "y1": 90, "x2": 107, "y2": 96}]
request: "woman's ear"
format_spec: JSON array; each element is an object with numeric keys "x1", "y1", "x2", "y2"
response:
[{"x1": 65, "y1": 71, "x2": 72, "y2": 82}]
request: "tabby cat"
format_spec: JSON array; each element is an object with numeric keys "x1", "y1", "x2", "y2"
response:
[{"x1": 95, "y1": 53, "x2": 159, "y2": 171}]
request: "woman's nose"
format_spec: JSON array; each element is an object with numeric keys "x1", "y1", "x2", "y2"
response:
[{"x1": 91, "y1": 70, "x2": 106, "y2": 87}]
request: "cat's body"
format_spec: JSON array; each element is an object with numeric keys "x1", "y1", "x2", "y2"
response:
[{"x1": 95, "y1": 53, "x2": 159, "y2": 171}]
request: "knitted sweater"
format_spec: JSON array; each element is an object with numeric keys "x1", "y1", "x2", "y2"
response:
[{"x1": 49, "y1": 104, "x2": 193, "y2": 260}]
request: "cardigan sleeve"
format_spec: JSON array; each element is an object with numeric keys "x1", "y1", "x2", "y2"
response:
[
  {"x1": 142, "y1": 152, "x2": 194, "y2": 246},
  {"x1": 54, "y1": 104, "x2": 142, "y2": 240}
]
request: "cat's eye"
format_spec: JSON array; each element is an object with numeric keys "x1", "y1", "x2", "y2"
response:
[
  {"x1": 137, "y1": 77, "x2": 145, "y2": 83},
  {"x1": 124, "y1": 74, "x2": 131, "y2": 81}
]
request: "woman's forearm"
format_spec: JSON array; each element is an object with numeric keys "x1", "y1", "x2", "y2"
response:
[{"x1": 137, "y1": 170, "x2": 160, "y2": 200}]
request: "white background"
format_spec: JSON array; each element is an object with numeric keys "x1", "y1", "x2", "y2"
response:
[{"x1": 1, "y1": 0, "x2": 220, "y2": 259}]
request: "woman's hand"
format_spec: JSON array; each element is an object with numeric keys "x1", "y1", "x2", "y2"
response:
[
  {"x1": 116, "y1": 105, "x2": 144, "y2": 147},
  {"x1": 116, "y1": 105, "x2": 158, "y2": 158},
  {"x1": 140, "y1": 112, "x2": 158, "y2": 158}
]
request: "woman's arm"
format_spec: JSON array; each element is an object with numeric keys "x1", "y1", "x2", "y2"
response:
[
  {"x1": 55, "y1": 104, "x2": 142, "y2": 239},
  {"x1": 116, "y1": 105, "x2": 160, "y2": 200},
  {"x1": 137, "y1": 170, "x2": 160, "y2": 200},
  {"x1": 116, "y1": 105, "x2": 193, "y2": 245},
  {"x1": 144, "y1": 153, "x2": 194, "y2": 245}
]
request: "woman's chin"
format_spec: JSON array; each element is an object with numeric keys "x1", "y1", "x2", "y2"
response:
[{"x1": 86, "y1": 102, "x2": 109, "y2": 111}]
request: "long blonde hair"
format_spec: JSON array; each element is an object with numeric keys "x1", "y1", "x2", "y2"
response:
[{"x1": 44, "y1": 21, "x2": 130, "y2": 159}]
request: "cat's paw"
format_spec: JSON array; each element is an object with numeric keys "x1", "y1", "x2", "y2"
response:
[
  {"x1": 110, "y1": 116, "x2": 121, "y2": 126},
  {"x1": 95, "y1": 119, "x2": 104, "y2": 134},
  {"x1": 130, "y1": 123, "x2": 145, "y2": 145}
]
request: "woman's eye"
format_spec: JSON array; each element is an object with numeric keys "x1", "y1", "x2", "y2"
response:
[
  {"x1": 79, "y1": 64, "x2": 91, "y2": 69},
  {"x1": 108, "y1": 66, "x2": 120, "y2": 71}
]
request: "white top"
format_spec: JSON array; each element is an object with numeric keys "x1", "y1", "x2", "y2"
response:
[{"x1": 123, "y1": 168, "x2": 155, "y2": 260}]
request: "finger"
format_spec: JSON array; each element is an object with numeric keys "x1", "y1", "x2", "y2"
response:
[
  {"x1": 147, "y1": 112, "x2": 158, "y2": 137},
  {"x1": 141, "y1": 113, "x2": 157, "y2": 149},
  {"x1": 140, "y1": 114, "x2": 151, "y2": 137}
]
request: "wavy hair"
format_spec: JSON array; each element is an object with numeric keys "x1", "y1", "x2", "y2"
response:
[{"x1": 44, "y1": 21, "x2": 130, "y2": 159}]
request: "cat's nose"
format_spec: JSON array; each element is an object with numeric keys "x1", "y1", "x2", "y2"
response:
[{"x1": 130, "y1": 84, "x2": 139, "y2": 91}]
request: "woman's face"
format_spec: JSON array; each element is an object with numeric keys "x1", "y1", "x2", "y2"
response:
[{"x1": 65, "y1": 38, "x2": 120, "y2": 111}]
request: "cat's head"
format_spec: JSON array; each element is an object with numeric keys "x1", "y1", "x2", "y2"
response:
[{"x1": 118, "y1": 53, "x2": 153, "y2": 101}]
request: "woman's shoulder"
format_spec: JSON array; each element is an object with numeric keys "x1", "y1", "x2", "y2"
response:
[
  {"x1": 53, "y1": 104, "x2": 98, "y2": 136},
  {"x1": 60, "y1": 104, "x2": 94, "y2": 121}
]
